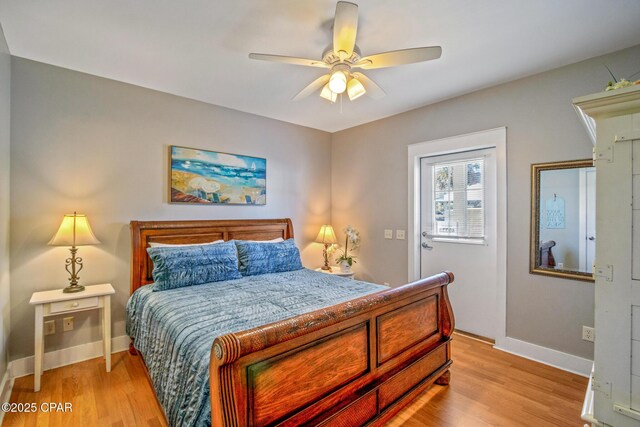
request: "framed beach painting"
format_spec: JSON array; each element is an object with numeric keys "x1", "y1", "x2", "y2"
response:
[{"x1": 169, "y1": 145, "x2": 266, "y2": 205}]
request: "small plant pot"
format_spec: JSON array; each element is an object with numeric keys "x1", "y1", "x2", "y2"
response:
[{"x1": 339, "y1": 260, "x2": 352, "y2": 273}]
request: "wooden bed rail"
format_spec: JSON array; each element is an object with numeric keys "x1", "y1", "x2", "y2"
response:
[
  {"x1": 211, "y1": 271, "x2": 454, "y2": 364},
  {"x1": 210, "y1": 271, "x2": 455, "y2": 427}
]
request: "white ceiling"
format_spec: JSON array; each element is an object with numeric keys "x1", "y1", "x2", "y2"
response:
[{"x1": 1, "y1": 1, "x2": 639, "y2": 132}]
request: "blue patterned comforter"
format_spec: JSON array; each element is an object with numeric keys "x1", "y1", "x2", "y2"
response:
[{"x1": 126, "y1": 268, "x2": 387, "y2": 427}]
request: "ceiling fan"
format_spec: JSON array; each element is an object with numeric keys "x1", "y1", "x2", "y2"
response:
[{"x1": 248, "y1": 1, "x2": 442, "y2": 103}]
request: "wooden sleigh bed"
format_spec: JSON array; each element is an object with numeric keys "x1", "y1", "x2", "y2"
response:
[{"x1": 129, "y1": 218, "x2": 455, "y2": 426}]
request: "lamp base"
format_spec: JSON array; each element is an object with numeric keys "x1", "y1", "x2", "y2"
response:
[
  {"x1": 321, "y1": 244, "x2": 332, "y2": 271},
  {"x1": 63, "y1": 284, "x2": 85, "y2": 293}
]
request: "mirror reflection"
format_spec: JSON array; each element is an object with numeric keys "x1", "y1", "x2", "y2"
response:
[{"x1": 531, "y1": 159, "x2": 595, "y2": 281}]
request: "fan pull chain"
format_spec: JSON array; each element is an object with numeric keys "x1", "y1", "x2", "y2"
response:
[{"x1": 340, "y1": 93, "x2": 343, "y2": 113}]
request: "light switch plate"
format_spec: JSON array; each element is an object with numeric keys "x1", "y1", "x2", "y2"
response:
[
  {"x1": 396, "y1": 230, "x2": 406, "y2": 240},
  {"x1": 384, "y1": 229, "x2": 393, "y2": 239}
]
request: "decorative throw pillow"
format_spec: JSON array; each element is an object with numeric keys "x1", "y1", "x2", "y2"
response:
[
  {"x1": 147, "y1": 240, "x2": 242, "y2": 291},
  {"x1": 235, "y1": 238, "x2": 303, "y2": 276}
]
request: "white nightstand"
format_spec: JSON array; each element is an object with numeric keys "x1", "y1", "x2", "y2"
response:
[
  {"x1": 29, "y1": 283, "x2": 115, "y2": 392},
  {"x1": 315, "y1": 267, "x2": 355, "y2": 280}
]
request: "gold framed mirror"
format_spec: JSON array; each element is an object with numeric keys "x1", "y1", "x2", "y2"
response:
[{"x1": 530, "y1": 159, "x2": 595, "y2": 282}]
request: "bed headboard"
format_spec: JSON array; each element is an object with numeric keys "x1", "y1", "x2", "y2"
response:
[{"x1": 130, "y1": 218, "x2": 294, "y2": 294}]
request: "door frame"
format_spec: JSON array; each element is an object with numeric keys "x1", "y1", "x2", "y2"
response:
[{"x1": 408, "y1": 127, "x2": 507, "y2": 346}]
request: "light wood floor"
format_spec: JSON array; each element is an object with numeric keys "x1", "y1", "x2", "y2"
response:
[
  {"x1": 388, "y1": 335, "x2": 588, "y2": 426},
  {"x1": 3, "y1": 335, "x2": 588, "y2": 426}
]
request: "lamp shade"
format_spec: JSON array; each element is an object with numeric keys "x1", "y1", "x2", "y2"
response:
[
  {"x1": 48, "y1": 213, "x2": 101, "y2": 247},
  {"x1": 315, "y1": 225, "x2": 337, "y2": 244},
  {"x1": 347, "y1": 77, "x2": 366, "y2": 101},
  {"x1": 320, "y1": 83, "x2": 337, "y2": 103}
]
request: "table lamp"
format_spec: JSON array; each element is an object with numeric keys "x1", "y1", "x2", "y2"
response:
[
  {"x1": 315, "y1": 225, "x2": 337, "y2": 270},
  {"x1": 48, "y1": 212, "x2": 101, "y2": 293}
]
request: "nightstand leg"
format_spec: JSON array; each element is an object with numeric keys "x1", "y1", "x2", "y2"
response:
[
  {"x1": 34, "y1": 304, "x2": 43, "y2": 392},
  {"x1": 101, "y1": 305, "x2": 106, "y2": 359},
  {"x1": 104, "y1": 296, "x2": 111, "y2": 372}
]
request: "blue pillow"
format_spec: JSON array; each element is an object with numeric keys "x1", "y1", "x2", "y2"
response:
[
  {"x1": 235, "y1": 238, "x2": 303, "y2": 276},
  {"x1": 147, "y1": 240, "x2": 242, "y2": 291}
]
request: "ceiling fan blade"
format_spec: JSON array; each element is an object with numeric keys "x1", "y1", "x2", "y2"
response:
[
  {"x1": 292, "y1": 74, "x2": 331, "y2": 101},
  {"x1": 249, "y1": 53, "x2": 328, "y2": 68},
  {"x1": 352, "y1": 72, "x2": 385, "y2": 99},
  {"x1": 333, "y1": 1, "x2": 358, "y2": 59},
  {"x1": 354, "y1": 46, "x2": 442, "y2": 69}
]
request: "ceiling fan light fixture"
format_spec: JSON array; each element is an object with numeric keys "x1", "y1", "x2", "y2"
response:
[
  {"x1": 249, "y1": 2, "x2": 441, "y2": 103},
  {"x1": 320, "y1": 83, "x2": 337, "y2": 102},
  {"x1": 347, "y1": 77, "x2": 366, "y2": 100},
  {"x1": 328, "y1": 71, "x2": 347, "y2": 94}
]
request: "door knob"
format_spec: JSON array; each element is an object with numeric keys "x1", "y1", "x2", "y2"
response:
[
  {"x1": 588, "y1": 236, "x2": 595, "y2": 241},
  {"x1": 421, "y1": 242, "x2": 433, "y2": 249}
]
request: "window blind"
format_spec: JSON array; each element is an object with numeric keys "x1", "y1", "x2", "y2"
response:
[{"x1": 429, "y1": 157, "x2": 485, "y2": 240}]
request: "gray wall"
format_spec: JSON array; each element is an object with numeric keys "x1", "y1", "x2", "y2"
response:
[
  {"x1": 0, "y1": 23, "x2": 10, "y2": 380},
  {"x1": 331, "y1": 44, "x2": 640, "y2": 360},
  {"x1": 10, "y1": 58, "x2": 332, "y2": 360}
]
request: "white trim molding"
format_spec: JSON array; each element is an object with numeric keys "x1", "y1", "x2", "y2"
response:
[
  {"x1": 9, "y1": 335, "x2": 129, "y2": 379},
  {"x1": 495, "y1": 337, "x2": 593, "y2": 377},
  {"x1": 407, "y1": 127, "x2": 508, "y2": 347}
]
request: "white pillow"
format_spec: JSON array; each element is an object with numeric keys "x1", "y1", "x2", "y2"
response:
[
  {"x1": 148, "y1": 240, "x2": 225, "y2": 248},
  {"x1": 243, "y1": 237, "x2": 284, "y2": 243}
]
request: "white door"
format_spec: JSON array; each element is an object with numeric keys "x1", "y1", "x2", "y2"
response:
[
  {"x1": 420, "y1": 148, "x2": 497, "y2": 339},
  {"x1": 586, "y1": 168, "x2": 596, "y2": 269},
  {"x1": 579, "y1": 167, "x2": 596, "y2": 272}
]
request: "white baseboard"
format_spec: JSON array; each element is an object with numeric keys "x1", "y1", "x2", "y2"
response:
[
  {"x1": 9, "y1": 335, "x2": 129, "y2": 379},
  {"x1": 494, "y1": 336, "x2": 592, "y2": 377},
  {"x1": 0, "y1": 368, "x2": 14, "y2": 425}
]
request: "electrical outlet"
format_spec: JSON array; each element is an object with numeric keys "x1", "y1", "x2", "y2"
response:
[
  {"x1": 384, "y1": 229, "x2": 393, "y2": 239},
  {"x1": 582, "y1": 326, "x2": 595, "y2": 342},
  {"x1": 63, "y1": 316, "x2": 74, "y2": 332},
  {"x1": 396, "y1": 229, "x2": 406, "y2": 240},
  {"x1": 44, "y1": 320, "x2": 55, "y2": 336}
]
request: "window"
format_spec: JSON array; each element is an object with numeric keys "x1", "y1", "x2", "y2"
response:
[{"x1": 429, "y1": 157, "x2": 485, "y2": 240}]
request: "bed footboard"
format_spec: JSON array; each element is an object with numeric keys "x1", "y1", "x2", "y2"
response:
[{"x1": 210, "y1": 271, "x2": 455, "y2": 427}]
